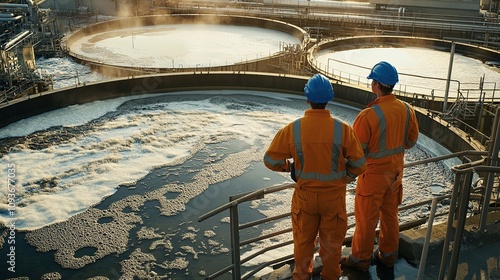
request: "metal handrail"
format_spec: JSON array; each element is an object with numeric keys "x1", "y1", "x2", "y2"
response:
[
  {"x1": 404, "y1": 150, "x2": 488, "y2": 168},
  {"x1": 417, "y1": 197, "x2": 440, "y2": 280},
  {"x1": 198, "y1": 183, "x2": 294, "y2": 222},
  {"x1": 240, "y1": 228, "x2": 292, "y2": 247},
  {"x1": 242, "y1": 254, "x2": 295, "y2": 280},
  {"x1": 198, "y1": 150, "x2": 493, "y2": 279},
  {"x1": 239, "y1": 212, "x2": 290, "y2": 230}
]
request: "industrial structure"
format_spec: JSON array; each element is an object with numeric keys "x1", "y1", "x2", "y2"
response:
[
  {"x1": 370, "y1": 0, "x2": 481, "y2": 16},
  {"x1": 0, "y1": 0, "x2": 499, "y2": 279},
  {"x1": 0, "y1": 0, "x2": 59, "y2": 103},
  {"x1": 0, "y1": 0, "x2": 496, "y2": 121}
]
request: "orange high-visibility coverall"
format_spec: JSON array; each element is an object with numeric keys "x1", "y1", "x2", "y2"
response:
[
  {"x1": 264, "y1": 109, "x2": 366, "y2": 280},
  {"x1": 351, "y1": 94, "x2": 419, "y2": 263}
]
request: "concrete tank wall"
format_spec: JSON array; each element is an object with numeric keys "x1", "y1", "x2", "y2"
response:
[{"x1": 0, "y1": 72, "x2": 483, "y2": 154}]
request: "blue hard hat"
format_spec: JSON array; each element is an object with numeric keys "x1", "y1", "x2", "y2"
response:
[
  {"x1": 367, "y1": 61, "x2": 399, "y2": 86},
  {"x1": 304, "y1": 74, "x2": 334, "y2": 103}
]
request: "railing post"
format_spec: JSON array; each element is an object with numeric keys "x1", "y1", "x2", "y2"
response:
[
  {"x1": 438, "y1": 171, "x2": 462, "y2": 280},
  {"x1": 417, "y1": 197, "x2": 439, "y2": 280},
  {"x1": 491, "y1": 82, "x2": 496, "y2": 103},
  {"x1": 443, "y1": 42, "x2": 456, "y2": 113},
  {"x1": 448, "y1": 170, "x2": 474, "y2": 280},
  {"x1": 229, "y1": 198, "x2": 241, "y2": 280}
]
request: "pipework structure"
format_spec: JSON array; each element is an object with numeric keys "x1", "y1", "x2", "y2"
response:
[
  {"x1": 0, "y1": 0, "x2": 57, "y2": 103},
  {"x1": 370, "y1": 0, "x2": 481, "y2": 17}
]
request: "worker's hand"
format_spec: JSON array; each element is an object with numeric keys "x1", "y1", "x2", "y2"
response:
[
  {"x1": 282, "y1": 159, "x2": 291, "y2": 172},
  {"x1": 346, "y1": 176, "x2": 356, "y2": 184}
]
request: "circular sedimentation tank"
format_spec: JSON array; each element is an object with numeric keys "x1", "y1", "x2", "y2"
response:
[
  {"x1": 308, "y1": 36, "x2": 500, "y2": 98},
  {"x1": 63, "y1": 14, "x2": 308, "y2": 76}
]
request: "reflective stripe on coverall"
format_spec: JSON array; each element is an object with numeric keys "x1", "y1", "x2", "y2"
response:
[
  {"x1": 351, "y1": 94, "x2": 419, "y2": 262},
  {"x1": 264, "y1": 109, "x2": 366, "y2": 280}
]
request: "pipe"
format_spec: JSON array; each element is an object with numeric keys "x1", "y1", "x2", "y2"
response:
[
  {"x1": 1, "y1": 30, "x2": 32, "y2": 51},
  {"x1": 0, "y1": 13, "x2": 14, "y2": 18},
  {"x1": 0, "y1": 4, "x2": 29, "y2": 9},
  {"x1": 0, "y1": 16, "x2": 23, "y2": 22}
]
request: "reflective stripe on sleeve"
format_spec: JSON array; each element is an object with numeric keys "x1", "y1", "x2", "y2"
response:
[
  {"x1": 347, "y1": 156, "x2": 366, "y2": 168},
  {"x1": 263, "y1": 153, "x2": 286, "y2": 168},
  {"x1": 403, "y1": 102, "x2": 414, "y2": 147}
]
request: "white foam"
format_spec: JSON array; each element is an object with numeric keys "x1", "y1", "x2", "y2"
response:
[
  {"x1": 416, "y1": 132, "x2": 462, "y2": 169},
  {"x1": 35, "y1": 56, "x2": 107, "y2": 89},
  {"x1": 0, "y1": 96, "x2": 129, "y2": 138},
  {"x1": 0, "y1": 94, "x2": 303, "y2": 230}
]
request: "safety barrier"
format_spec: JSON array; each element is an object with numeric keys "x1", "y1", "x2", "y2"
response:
[
  {"x1": 436, "y1": 162, "x2": 500, "y2": 280},
  {"x1": 198, "y1": 145, "x2": 498, "y2": 279},
  {"x1": 436, "y1": 108, "x2": 500, "y2": 280}
]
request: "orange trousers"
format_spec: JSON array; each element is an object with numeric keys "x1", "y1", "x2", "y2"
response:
[
  {"x1": 351, "y1": 172, "x2": 403, "y2": 261},
  {"x1": 291, "y1": 187, "x2": 347, "y2": 280}
]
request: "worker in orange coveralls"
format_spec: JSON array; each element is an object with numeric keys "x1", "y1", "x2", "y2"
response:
[
  {"x1": 264, "y1": 74, "x2": 366, "y2": 280},
  {"x1": 340, "y1": 61, "x2": 419, "y2": 271}
]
